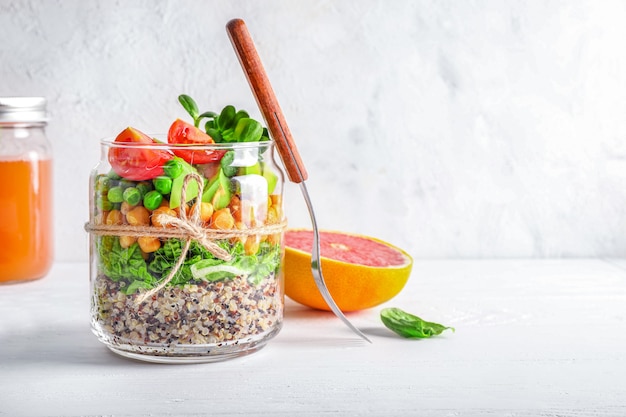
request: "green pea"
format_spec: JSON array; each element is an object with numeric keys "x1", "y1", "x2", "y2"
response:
[
  {"x1": 95, "y1": 175, "x2": 111, "y2": 194},
  {"x1": 153, "y1": 176, "x2": 173, "y2": 195},
  {"x1": 96, "y1": 195, "x2": 113, "y2": 211},
  {"x1": 107, "y1": 186, "x2": 124, "y2": 203},
  {"x1": 123, "y1": 187, "x2": 142, "y2": 206},
  {"x1": 107, "y1": 170, "x2": 121, "y2": 180},
  {"x1": 118, "y1": 179, "x2": 135, "y2": 189},
  {"x1": 163, "y1": 159, "x2": 183, "y2": 179},
  {"x1": 136, "y1": 182, "x2": 152, "y2": 197},
  {"x1": 143, "y1": 190, "x2": 163, "y2": 211}
]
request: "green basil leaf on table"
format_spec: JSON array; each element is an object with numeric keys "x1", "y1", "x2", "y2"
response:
[{"x1": 381, "y1": 307, "x2": 454, "y2": 339}]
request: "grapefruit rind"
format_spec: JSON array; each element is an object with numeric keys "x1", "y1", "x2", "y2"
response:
[{"x1": 283, "y1": 229, "x2": 413, "y2": 312}]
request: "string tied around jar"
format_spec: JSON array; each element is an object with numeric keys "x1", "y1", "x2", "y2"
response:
[
  {"x1": 84, "y1": 172, "x2": 287, "y2": 305},
  {"x1": 136, "y1": 172, "x2": 223, "y2": 303}
]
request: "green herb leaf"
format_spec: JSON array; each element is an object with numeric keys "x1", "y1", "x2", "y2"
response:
[
  {"x1": 198, "y1": 111, "x2": 218, "y2": 119},
  {"x1": 196, "y1": 111, "x2": 218, "y2": 130},
  {"x1": 221, "y1": 127, "x2": 235, "y2": 142},
  {"x1": 178, "y1": 94, "x2": 199, "y2": 123},
  {"x1": 233, "y1": 118, "x2": 263, "y2": 142},
  {"x1": 233, "y1": 110, "x2": 249, "y2": 127},
  {"x1": 206, "y1": 127, "x2": 222, "y2": 142},
  {"x1": 260, "y1": 127, "x2": 270, "y2": 142},
  {"x1": 178, "y1": 94, "x2": 268, "y2": 144},
  {"x1": 380, "y1": 307, "x2": 454, "y2": 339},
  {"x1": 217, "y1": 105, "x2": 236, "y2": 131}
]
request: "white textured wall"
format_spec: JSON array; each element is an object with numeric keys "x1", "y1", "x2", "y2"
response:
[{"x1": 2, "y1": 0, "x2": 626, "y2": 260}]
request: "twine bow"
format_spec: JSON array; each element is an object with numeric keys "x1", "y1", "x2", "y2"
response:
[
  {"x1": 84, "y1": 172, "x2": 287, "y2": 305},
  {"x1": 135, "y1": 172, "x2": 227, "y2": 303}
]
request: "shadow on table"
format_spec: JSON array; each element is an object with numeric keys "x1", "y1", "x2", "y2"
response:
[
  {"x1": 0, "y1": 304, "x2": 397, "y2": 367},
  {"x1": 280, "y1": 301, "x2": 400, "y2": 345},
  {"x1": 0, "y1": 324, "x2": 134, "y2": 368},
  {"x1": 283, "y1": 299, "x2": 370, "y2": 321}
]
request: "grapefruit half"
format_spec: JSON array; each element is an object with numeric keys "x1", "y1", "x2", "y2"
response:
[{"x1": 284, "y1": 229, "x2": 413, "y2": 311}]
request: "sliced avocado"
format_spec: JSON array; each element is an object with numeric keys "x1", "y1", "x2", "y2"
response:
[
  {"x1": 262, "y1": 163, "x2": 278, "y2": 194},
  {"x1": 201, "y1": 168, "x2": 232, "y2": 210},
  {"x1": 241, "y1": 162, "x2": 262, "y2": 176},
  {"x1": 202, "y1": 171, "x2": 221, "y2": 203},
  {"x1": 168, "y1": 157, "x2": 201, "y2": 209}
]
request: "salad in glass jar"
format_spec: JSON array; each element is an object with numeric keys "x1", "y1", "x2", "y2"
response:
[{"x1": 87, "y1": 95, "x2": 286, "y2": 362}]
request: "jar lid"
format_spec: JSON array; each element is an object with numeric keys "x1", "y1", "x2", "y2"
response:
[{"x1": 0, "y1": 97, "x2": 48, "y2": 124}]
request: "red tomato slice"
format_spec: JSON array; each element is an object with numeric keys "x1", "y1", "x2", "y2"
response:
[
  {"x1": 108, "y1": 127, "x2": 173, "y2": 181},
  {"x1": 167, "y1": 119, "x2": 226, "y2": 164}
]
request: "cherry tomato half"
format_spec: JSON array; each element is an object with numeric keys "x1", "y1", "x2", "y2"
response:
[
  {"x1": 108, "y1": 127, "x2": 173, "y2": 181},
  {"x1": 167, "y1": 119, "x2": 226, "y2": 164}
]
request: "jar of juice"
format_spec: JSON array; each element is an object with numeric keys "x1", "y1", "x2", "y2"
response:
[
  {"x1": 0, "y1": 97, "x2": 53, "y2": 284},
  {"x1": 86, "y1": 136, "x2": 286, "y2": 363}
]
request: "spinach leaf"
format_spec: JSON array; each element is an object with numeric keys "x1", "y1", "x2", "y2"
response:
[
  {"x1": 189, "y1": 242, "x2": 281, "y2": 285},
  {"x1": 148, "y1": 239, "x2": 214, "y2": 285},
  {"x1": 381, "y1": 307, "x2": 454, "y2": 339},
  {"x1": 247, "y1": 242, "x2": 281, "y2": 285},
  {"x1": 125, "y1": 279, "x2": 153, "y2": 295},
  {"x1": 98, "y1": 233, "x2": 281, "y2": 294},
  {"x1": 146, "y1": 236, "x2": 280, "y2": 287},
  {"x1": 96, "y1": 236, "x2": 154, "y2": 287}
]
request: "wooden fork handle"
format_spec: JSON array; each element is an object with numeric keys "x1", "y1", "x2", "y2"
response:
[{"x1": 226, "y1": 18, "x2": 308, "y2": 183}]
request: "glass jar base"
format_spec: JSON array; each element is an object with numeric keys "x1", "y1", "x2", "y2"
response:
[
  {"x1": 93, "y1": 324, "x2": 281, "y2": 364},
  {"x1": 107, "y1": 344, "x2": 266, "y2": 364}
]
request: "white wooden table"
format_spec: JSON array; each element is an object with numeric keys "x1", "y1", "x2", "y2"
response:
[{"x1": 1, "y1": 260, "x2": 625, "y2": 416}]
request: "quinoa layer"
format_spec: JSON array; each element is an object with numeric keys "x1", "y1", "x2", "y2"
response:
[{"x1": 92, "y1": 273, "x2": 283, "y2": 347}]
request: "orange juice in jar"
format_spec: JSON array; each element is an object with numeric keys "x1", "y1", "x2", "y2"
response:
[{"x1": 0, "y1": 97, "x2": 53, "y2": 283}]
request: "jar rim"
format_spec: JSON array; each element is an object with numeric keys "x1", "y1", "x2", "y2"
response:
[{"x1": 100, "y1": 136, "x2": 274, "y2": 150}]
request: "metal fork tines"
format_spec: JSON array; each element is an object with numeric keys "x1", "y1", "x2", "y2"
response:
[{"x1": 299, "y1": 181, "x2": 372, "y2": 343}]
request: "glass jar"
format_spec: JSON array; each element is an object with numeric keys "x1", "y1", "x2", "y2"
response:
[
  {"x1": 87, "y1": 138, "x2": 286, "y2": 363},
  {"x1": 0, "y1": 97, "x2": 53, "y2": 284}
]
